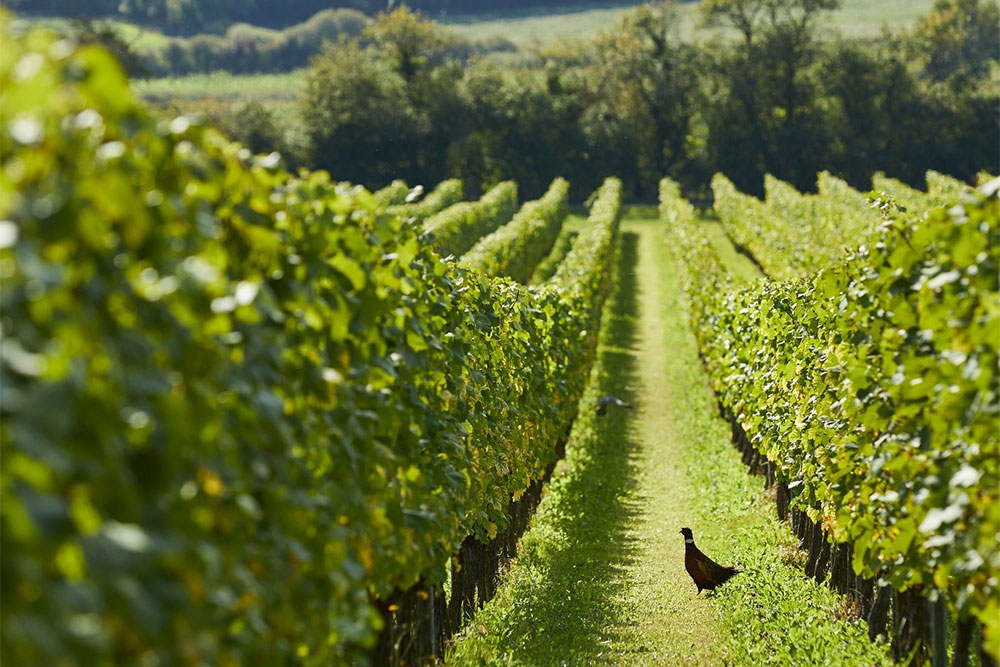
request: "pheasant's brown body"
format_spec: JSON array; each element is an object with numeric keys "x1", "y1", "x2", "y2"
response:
[{"x1": 680, "y1": 527, "x2": 741, "y2": 593}]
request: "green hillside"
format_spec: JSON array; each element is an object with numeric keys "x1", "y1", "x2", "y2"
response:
[{"x1": 444, "y1": 0, "x2": 938, "y2": 45}]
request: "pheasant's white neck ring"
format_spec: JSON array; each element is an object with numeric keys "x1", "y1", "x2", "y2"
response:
[{"x1": 685, "y1": 538, "x2": 694, "y2": 544}]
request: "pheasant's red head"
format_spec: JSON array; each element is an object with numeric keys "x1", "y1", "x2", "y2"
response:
[{"x1": 679, "y1": 527, "x2": 693, "y2": 539}]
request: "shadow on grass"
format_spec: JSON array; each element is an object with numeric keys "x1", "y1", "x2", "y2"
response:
[{"x1": 459, "y1": 231, "x2": 646, "y2": 664}]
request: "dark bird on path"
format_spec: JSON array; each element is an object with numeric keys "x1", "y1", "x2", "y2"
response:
[
  {"x1": 596, "y1": 395, "x2": 632, "y2": 416},
  {"x1": 680, "y1": 527, "x2": 741, "y2": 594}
]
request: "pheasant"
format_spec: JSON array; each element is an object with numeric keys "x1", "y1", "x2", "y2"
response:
[{"x1": 680, "y1": 527, "x2": 741, "y2": 593}]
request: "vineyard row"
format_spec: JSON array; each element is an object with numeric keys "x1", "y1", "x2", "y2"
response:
[
  {"x1": 661, "y1": 176, "x2": 999, "y2": 663},
  {"x1": 0, "y1": 25, "x2": 620, "y2": 665}
]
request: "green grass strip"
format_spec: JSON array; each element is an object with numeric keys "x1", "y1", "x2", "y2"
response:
[
  {"x1": 530, "y1": 227, "x2": 578, "y2": 285},
  {"x1": 697, "y1": 213, "x2": 763, "y2": 284}
]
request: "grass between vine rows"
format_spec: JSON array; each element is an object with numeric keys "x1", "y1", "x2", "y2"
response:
[
  {"x1": 698, "y1": 213, "x2": 763, "y2": 285},
  {"x1": 447, "y1": 208, "x2": 894, "y2": 665}
]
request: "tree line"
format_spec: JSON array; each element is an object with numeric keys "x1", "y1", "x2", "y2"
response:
[
  {"x1": 67, "y1": 9, "x2": 514, "y2": 78},
  {"x1": 11, "y1": 0, "x2": 680, "y2": 35},
  {"x1": 55, "y1": 0, "x2": 1000, "y2": 201},
  {"x1": 255, "y1": 0, "x2": 996, "y2": 201}
]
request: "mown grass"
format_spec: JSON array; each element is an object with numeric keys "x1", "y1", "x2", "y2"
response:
[{"x1": 603, "y1": 206, "x2": 721, "y2": 664}]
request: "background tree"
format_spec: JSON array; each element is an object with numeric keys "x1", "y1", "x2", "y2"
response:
[
  {"x1": 449, "y1": 60, "x2": 588, "y2": 199},
  {"x1": 364, "y1": 6, "x2": 456, "y2": 83},
  {"x1": 911, "y1": 0, "x2": 1000, "y2": 89},
  {"x1": 593, "y1": 3, "x2": 702, "y2": 198},
  {"x1": 700, "y1": 0, "x2": 840, "y2": 47},
  {"x1": 301, "y1": 8, "x2": 472, "y2": 190},
  {"x1": 817, "y1": 37, "x2": 918, "y2": 187},
  {"x1": 700, "y1": 0, "x2": 840, "y2": 194},
  {"x1": 302, "y1": 39, "x2": 425, "y2": 187},
  {"x1": 71, "y1": 17, "x2": 150, "y2": 77},
  {"x1": 365, "y1": 8, "x2": 470, "y2": 187},
  {"x1": 225, "y1": 102, "x2": 285, "y2": 156},
  {"x1": 289, "y1": 0, "x2": 996, "y2": 199}
]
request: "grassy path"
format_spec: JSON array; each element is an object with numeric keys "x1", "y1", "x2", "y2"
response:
[
  {"x1": 601, "y1": 210, "x2": 719, "y2": 664},
  {"x1": 448, "y1": 209, "x2": 893, "y2": 666}
]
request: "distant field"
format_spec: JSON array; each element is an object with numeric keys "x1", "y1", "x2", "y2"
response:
[
  {"x1": 439, "y1": 1, "x2": 659, "y2": 44},
  {"x1": 133, "y1": 70, "x2": 306, "y2": 104},
  {"x1": 442, "y1": 0, "x2": 938, "y2": 45},
  {"x1": 20, "y1": 0, "x2": 939, "y2": 64},
  {"x1": 825, "y1": 0, "x2": 938, "y2": 37},
  {"x1": 125, "y1": 0, "x2": 937, "y2": 107}
]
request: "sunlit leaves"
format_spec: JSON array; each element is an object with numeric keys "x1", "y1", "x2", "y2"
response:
[
  {"x1": 1, "y1": 21, "x2": 621, "y2": 665},
  {"x1": 422, "y1": 180, "x2": 518, "y2": 258},
  {"x1": 664, "y1": 174, "x2": 999, "y2": 652},
  {"x1": 460, "y1": 177, "x2": 569, "y2": 284}
]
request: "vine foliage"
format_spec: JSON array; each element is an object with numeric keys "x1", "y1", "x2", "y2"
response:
[{"x1": 0, "y1": 22, "x2": 622, "y2": 664}]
